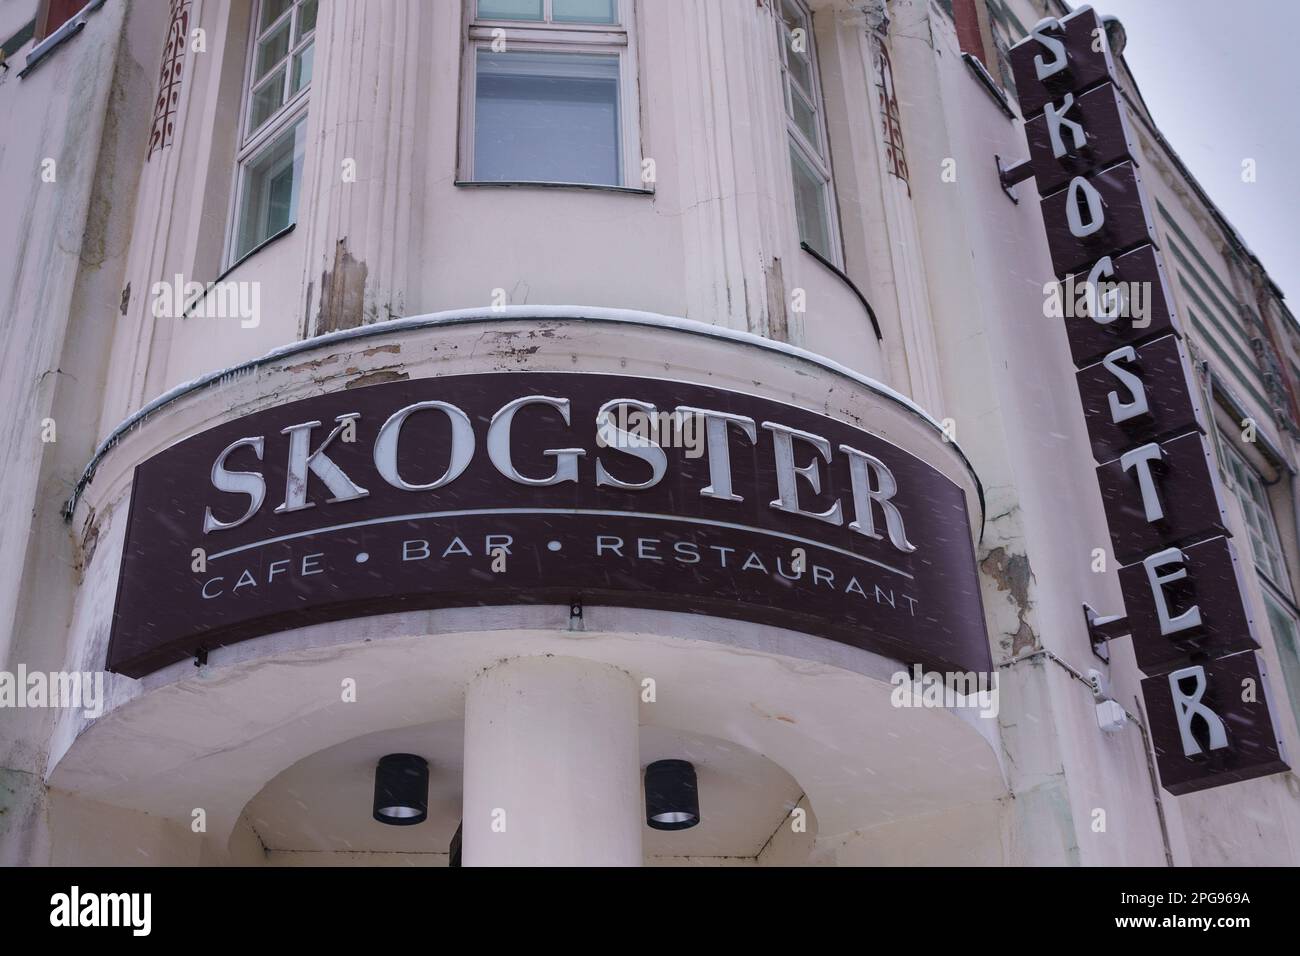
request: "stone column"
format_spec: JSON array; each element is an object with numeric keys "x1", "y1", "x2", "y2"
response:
[
  {"x1": 655, "y1": 0, "x2": 788, "y2": 336},
  {"x1": 461, "y1": 656, "x2": 642, "y2": 866},
  {"x1": 296, "y1": 0, "x2": 430, "y2": 334}
]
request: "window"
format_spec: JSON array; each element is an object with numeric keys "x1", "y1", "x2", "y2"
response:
[
  {"x1": 1219, "y1": 441, "x2": 1290, "y2": 590},
  {"x1": 462, "y1": 0, "x2": 641, "y2": 188},
  {"x1": 1215, "y1": 418, "x2": 1300, "y2": 732},
  {"x1": 229, "y1": 0, "x2": 317, "y2": 265},
  {"x1": 1263, "y1": 591, "x2": 1300, "y2": 734},
  {"x1": 777, "y1": 0, "x2": 840, "y2": 263},
  {"x1": 35, "y1": 0, "x2": 83, "y2": 42}
]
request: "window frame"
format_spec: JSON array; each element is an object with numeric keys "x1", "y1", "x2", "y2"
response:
[
  {"x1": 34, "y1": 0, "x2": 84, "y2": 42},
  {"x1": 1261, "y1": 585, "x2": 1300, "y2": 736},
  {"x1": 776, "y1": 0, "x2": 842, "y2": 266},
  {"x1": 1218, "y1": 437, "x2": 1292, "y2": 595},
  {"x1": 458, "y1": 0, "x2": 645, "y2": 191},
  {"x1": 224, "y1": 0, "x2": 317, "y2": 270}
]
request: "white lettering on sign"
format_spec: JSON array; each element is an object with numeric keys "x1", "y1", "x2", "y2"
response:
[
  {"x1": 1143, "y1": 547, "x2": 1203, "y2": 636},
  {"x1": 1101, "y1": 346, "x2": 1149, "y2": 424},
  {"x1": 199, "y1": 395, "x2": 921, "y2": 556},
  {"x1": 374, "y1": 401, "x2": 475, "y2": 491},
  {"x1": 840, "y1": 444, "x2": 917, "y2": 552},
  {"x1": 678, "y1": 405, "x2": 758, "y2": 503},
  {"x1": 762, "y1": 421, "x2": 844, "y2": 527},
  {"x1": 1030, "y1": 17, "x2": 1068, "y2": 80},
  {"x1": 203, "y1": 436, "x2": 266, "y2": 533},
  {"x1": 595, "y1": 398, "x2": 668, "y2": 491},
  {"x1": 1066, "y1": 175, "x2": 1106, "y2": 238},
  {"x1": 488, "y1": 395, "x2": 586, "y2": 487},
  {"x1": 1168, "y1": 665, "x2": 1229, "y2": 757},
  {"x1": 1045, "y1": 92, "x2": 1086, "y2": 157},
  {"x1": 275, "y1": 415, "x2": 369, "y2": 513},
  {"x1": 1119, "y1": 442, "x2": 1166, "y2": 522},
  {"x1": 1084, "y1": 256, "x2": 1120, "y2": 323}
]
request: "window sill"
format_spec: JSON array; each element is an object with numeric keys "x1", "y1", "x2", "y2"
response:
[
  {"x1": 195, "y1": 223, "x2": 297, "y2": 317},
  {"x1": 961, "y1": 52, "x2": 1015, "y2": 121},
  {"x1": 18, "y1": 0, "x2": 105, "y2": 79},
  {"x1": 799, "y1": 241, "x2": 883, "y2": 342},
  {"x1": 455, "y1": 180, "x2": 653, "y2": 196}
]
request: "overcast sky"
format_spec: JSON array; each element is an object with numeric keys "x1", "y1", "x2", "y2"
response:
[{"x1": 1096, "y1": 0, "x2": 1299, "y2": 307}]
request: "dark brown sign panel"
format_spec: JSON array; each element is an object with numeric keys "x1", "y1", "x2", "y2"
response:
[
  {"x1": 1040, "y1": 162, "x2": 1160, "y2": 278},
  {"x1": 1118, "y1": 535, "x2": 1260, "y2": 676},
  {"x1": 109, "y1": 373, "x2": 990, "y2": 678},
  {"x1": 1061, "y1": 243, "x2": 1180, "y2": 367},
  {"x1": 1010, "y1": 4, "x2": 1290, "y2": 793},
  {"x1": 1008, "y1": 7, "x2": 1117, "y2": 120},
  {"x1": 1024, "y1": 81, "x2": 1134, "y2": 195},
  {"x1": 1141, "y1": 651, "x2": 1289, "y2": 795},
  {"x1": 1075, "y1": 333, "x2": 1202, "y2": 464},
  {"x1": 1095, "y1": 430, "x2": 1228, "y2": 565}
]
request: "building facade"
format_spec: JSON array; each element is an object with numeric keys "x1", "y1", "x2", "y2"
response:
[{"x1": 1, "y1": 0, "x2": 1297, "y2": 866}]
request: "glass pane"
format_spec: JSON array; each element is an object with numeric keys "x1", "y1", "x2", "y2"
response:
[
  {"x1": 474, "y1": 51, "x2": 621, "y2": 186},
  {"x1": 477, "y1": 0, "x2": 543, "y2": 20},
  {"x1": 248, "y1": 68, "x2": 286, "y2": 135},
  {"x1": 1227, "y1": 447, "x2": 1289, "y2": 586},
  {"x1": 780, "y1": 0, "x2": 806, "y2": 33},
  {"x1": 790, "y1": 142, "x2": 831, "y2": 259},
  {"x1": 256, "y1": 19, "x2": 291, "y2": 81},
  {"x1": 789, "y1": 86, "x2": 819, "y2": 148},
  {"x1": 786, "y1": 45, "x2": 813, "y2": 94},
  {"x1": 1254, "y1": 509, "x2": 1272, "y2": 548},
  {"x1": 1266, "y1": 597, "x2": 1300, "y2": 728},
  {"x1": 261, "y1": 0, "x2": 293, "y2": 31},
  {"x1": 236, "y1": 118, "x2": 307, "y2": 261},
  {"x1": 553, "y1": 0, "x2": 617, "y2": 23},
  {"x1": 1250, "y1": 473, "x2": 1272, "y2": 511},
  {"x1": 291, "y1": 42, "x2": 314, "y2": 94},
  {"x1": 297, "y1": 0, "x2": 318, "y2": 38},
  {"x1": 1250, "y1": 527, "x2": 1269, "y2": 565}
]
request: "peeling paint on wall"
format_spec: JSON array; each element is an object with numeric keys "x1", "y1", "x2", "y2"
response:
[
  {"x1": 344, "y1": 369, "x2": 409, "y2": 389},
  {"x1": 73, "y1": 507, "x2": 100, "y2": 584},
  {"x1": 766, "y1": 256, "x2": 789, "y2": 343},
  {"x1": 317, "y1": 238, "x2": 369, "y2": 334},
  {"x1": 980, "y1": 545, "x2": 1038, "y2": 656},
  {"x1": 475, "y1": 327, "x2": 564, "y2": 369}
]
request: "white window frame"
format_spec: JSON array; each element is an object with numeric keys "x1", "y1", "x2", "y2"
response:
[
  {"x1": 224, "y1": 0, "x2": 317, "y2": 269},
  {"x1": 458, "y1": 0, "x2": 645, "y2": 190},
  {"x1": 1219, "y1": 438, "x2": 1291, "y2": 593},
  {"x1": 776, "y1": 0, "x2": 842, "y2": 265},
  {"x1": 1262, "y1": 586, "x2": 1300, "y2": 732}
]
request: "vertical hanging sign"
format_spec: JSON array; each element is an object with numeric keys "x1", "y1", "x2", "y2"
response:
[{"x1": 1008, "y1": 6, "x2": 1289, "y2": 794}]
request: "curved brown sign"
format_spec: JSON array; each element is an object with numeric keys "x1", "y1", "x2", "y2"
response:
[{"x1": 108, "y1": 373, "x2": 990, "y2": 677}]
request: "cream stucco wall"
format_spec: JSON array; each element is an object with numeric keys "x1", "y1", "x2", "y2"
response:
[{"x1": 2, "y1": 0, "x2": 1297, "y2": 866}]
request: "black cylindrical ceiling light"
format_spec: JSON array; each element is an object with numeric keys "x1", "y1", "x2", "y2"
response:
[
  {"x1": 645, "y1": 759, "x2": 700, "y2": 830},
  {"x1": 372, "y1": 753, "x2": 429, "y2": 826}
]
